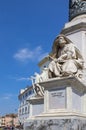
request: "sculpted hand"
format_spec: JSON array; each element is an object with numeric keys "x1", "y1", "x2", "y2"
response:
[
  {"x1": 53, "y1": 58, "x2": 58, "y2": 63},
  {"x1": 57, "y1": 57, "x2": 62, "y2": 62},
  {"x1": 57, "y1": 57, "x2": 66, "y2": 63}
]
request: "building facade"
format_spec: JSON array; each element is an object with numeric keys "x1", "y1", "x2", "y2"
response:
[
  {"x1": 0, "y1": 114, "x2": 18, "y2": 127},
  {"x1": 18, "y1": 86, "x2": 34, "y2": 125}
]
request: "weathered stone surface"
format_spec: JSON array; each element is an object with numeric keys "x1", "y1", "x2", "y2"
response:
[
  {"x1": 25, "y1": 119, "x2": 86, "y2": 130},
  {"x1": 69, "y1": 0, "x2": 86, "y2": 21}
]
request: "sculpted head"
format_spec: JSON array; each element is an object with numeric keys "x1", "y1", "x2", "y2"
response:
[
  {"x1": 55, "y1": 34, "x2": 70, "y2": 45},
  {"x1": 52, "y1": 34, "x2": 72, "y2": 54},
  {"x1": 57, "y1": 36, "x2": 66, "y2": 48}
]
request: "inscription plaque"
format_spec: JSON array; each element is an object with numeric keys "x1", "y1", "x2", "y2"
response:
[{"x1": 49, "y1": 88, "x2": 66, "y2": 109}]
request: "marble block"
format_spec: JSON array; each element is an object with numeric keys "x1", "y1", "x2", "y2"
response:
[
  {"x1": 28, "y1": 96, "x2": 44, "y2": 117},
  {"x1": 49, "y1": 88, "x2": 66, "y2": 109},
  {"x1": 39, "y1": 76, "x2": 86, "y2": 115}
]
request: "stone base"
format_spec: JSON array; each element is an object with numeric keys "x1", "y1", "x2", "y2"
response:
[
  {"x1": 24, "y1": 76, "x2": 86, "y2": 130},
  {"x1": 24, "y1": 118, "x2": 86, "y2": 130}
]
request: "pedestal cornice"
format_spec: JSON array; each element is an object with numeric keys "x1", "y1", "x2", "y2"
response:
[
  {"x1": 61, "y1": 22, "x2": 86, "y2": 35},
  {"x1": 39, "y1": 76, "x2": 86, "y2": 93}
]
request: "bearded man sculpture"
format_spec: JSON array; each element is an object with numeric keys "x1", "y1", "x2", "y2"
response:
[{"x1": 48, "y1": 34, "x2": 84, "y2": 78}]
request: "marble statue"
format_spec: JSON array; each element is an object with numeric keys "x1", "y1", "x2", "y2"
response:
[
  {"x1": 30, "y1": 74, "x2": 44, "y2": 97},
  {"x1": 34, "y1": 72, "x2": 43, "y2": 83},
  {"x1": 29, "y1": 34, "x2": 85, "y2": 96},
  {"x1": 30, "y1": 67, "x2": 49, "y2": 97},
  {"x1": 33, "y1": 67, "x2": 49, "y2": 84},
  {"x1": 48, "y1": 34, "x2": 84, "y2": 78},
  {"x1": 40, "y1": 66, "x2": 49, "y2": 81}
]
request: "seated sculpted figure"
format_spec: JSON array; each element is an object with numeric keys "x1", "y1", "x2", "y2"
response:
[{"x1": 48, "y1": 34, "x2": 84, "y2": 78}]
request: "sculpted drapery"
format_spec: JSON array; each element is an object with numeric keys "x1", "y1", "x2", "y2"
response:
[{"x1": 48, "y1": 34, "x2": 84, "y2": 78}]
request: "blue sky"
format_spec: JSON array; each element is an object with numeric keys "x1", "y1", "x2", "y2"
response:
[{"x1": 0, "y1": 0, "x2": 69, "y2": 115}]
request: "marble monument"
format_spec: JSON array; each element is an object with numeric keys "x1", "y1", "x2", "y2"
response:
[{"x1": 24, "y1": 0, "x2": 86, "y2": 130}]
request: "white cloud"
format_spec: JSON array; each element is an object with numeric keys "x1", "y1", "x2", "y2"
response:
[
  {"x1": 2, "y1": 94, "x2": 13, "y2": 100},
  {"x1": 17, "y1": 77, "x2": 30, "y2": 81},
  {"x1": 7, "y1": 75, "x2": 31, "y2": 82},
  {"x1": 13, "y1": 46, "x2": 48, "y2": 62}
]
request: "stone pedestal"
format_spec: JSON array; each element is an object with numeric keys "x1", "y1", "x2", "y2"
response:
[
  {"x1": 43, "y1": 76, "x2": 86, "y2": 115},
  {"x1": 24, "y1": 76, "x2": 86, "y2": 130},
  {"x1": 28, "y1": 96, "x2": 44, "y2": 117}
]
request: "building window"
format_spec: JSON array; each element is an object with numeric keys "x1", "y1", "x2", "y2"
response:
[
  {"x1": 23, "y1": 101, "x2": 24, "y2": 105},
  {"x1": 25, "y1": 107, "x2": 27, "y2": 113},
  {"x1": 22, "y1": 108, "x2": 24, "y2": 115},
  {"x1": 29, "y1": 90, "x2": 32, "y2": 95},
  {"x1": 19, "y1": 109, "x2": 21, "y2": 115},
  {"x1": 23, "y1": 95, "x2": 24, "y2": 99},
  {"x1": 25, "y1": 92, "x2": 28, "y2": 97},
  {"x1": 28, "y1": 106, "x2": 30, "y2": 113}
]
